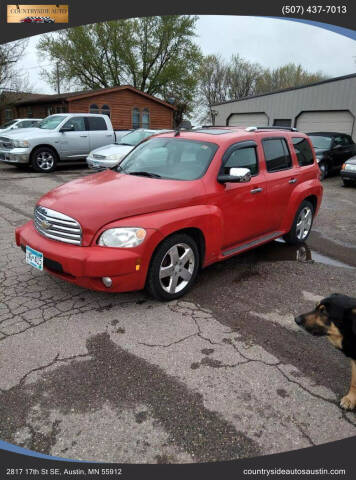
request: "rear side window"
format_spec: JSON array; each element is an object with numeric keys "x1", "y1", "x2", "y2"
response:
[
  {"x1": 292, "y1": 137, "x2": 314, "y2": 166},
  {"x1": 224, "y1": 147, "x2": 258, "y2": 175},
  {"x1": 88, "y1": 117, "x2": 107, "y2": 131},
  {"x1": 262, "y1": 138, "x2": 292, "y2": 172}
]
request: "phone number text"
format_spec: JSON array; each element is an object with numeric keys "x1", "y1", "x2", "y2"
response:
[{"x1": 282, "y1": 5, "x2": 347, "y2": 15}]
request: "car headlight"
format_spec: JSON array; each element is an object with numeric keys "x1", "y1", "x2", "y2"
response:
[
  {"x1": 98, "y1": 227, "x2": 146, "y2": 248},
  {"x1": 13, "y1": 140, "x2": 29, "y2": 148},
  {"x1": 344, "y1": 163, "x2": 354, "y2": 171},
  {"x1": 316, "y1": 156, "x2": 322, "y2": 164},
  {"x1": 106, "y1": 153, "x2": 125, "y2": 161}
]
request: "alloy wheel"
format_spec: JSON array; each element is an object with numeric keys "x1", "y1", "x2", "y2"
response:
[
  {"x1": 159, "y1": 243, "x2": 195, "y2": 294},
  {"x1": 36, "y1": 152, "x2": 54, "y2": 171},
  {"x1": 296, "y1": 206, "x2": 313, "y2": 241}
]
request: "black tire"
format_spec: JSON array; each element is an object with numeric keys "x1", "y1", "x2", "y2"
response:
[
  {"x1": 31, "y1": 147, "x2": 58, "y2": 173},
  {"x1": 283, "y1": 200, "x2": 314, "y2": 245},
  {"x1": 318, "y1": 161, "x2": 328, "y2": 181},
  {"x1": 342, "y1": 179, "x2": 353, "y2": 187},
  {"x1": 146, "y1": 233, "x2": 200, "y2": 301}
]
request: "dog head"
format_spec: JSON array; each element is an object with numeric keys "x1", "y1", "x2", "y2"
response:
[{"x1": 295, "y1": 294, "x2": 356, "y2": 344}]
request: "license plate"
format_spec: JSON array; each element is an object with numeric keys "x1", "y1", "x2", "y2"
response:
[{"x1": 26, "y1": 245, "x2": 43, "y2": 271}]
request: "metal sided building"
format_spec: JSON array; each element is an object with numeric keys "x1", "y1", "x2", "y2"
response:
[{"x1": 213, "y1": 73, "x2": 356, "y2": 139}]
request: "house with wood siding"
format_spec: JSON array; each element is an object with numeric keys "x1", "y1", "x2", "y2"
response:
[{"x1": 0, "y1": 85, "x2": 176, "y2": 130}]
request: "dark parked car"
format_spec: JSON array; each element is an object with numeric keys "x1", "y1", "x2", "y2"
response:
[
  {"x1": 307, "y1": 132, "x2": 356, "y2": 180},
  {"x1": 341, "y1": 156, "x2": 356, "y2": 187}
]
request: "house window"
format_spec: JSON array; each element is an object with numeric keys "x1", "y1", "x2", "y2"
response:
[
  {"x1": 56, "y1": 105, "x2": 67, "y2": 113},
  {"x1": 132, "y1": 108, "x2": 140, "y2": 129},
  {"x1": 142, "y1": 108, "x2": 150, "y2": 128},
  {"x1": 27, "y1": 106, "x2": 33, "y2": 118},
  {"x1": 89, "y1": 104, "x2": 100, "y2": 114},
  {"x1": 101, "y1": 104, "x2": 110, "y2": 118},
  {"x1": 5, "y1": 108, "x2": 13, "y2": 121},
  {"x1": 273, "y1": 119, "x2": 292, "y2": 127}
]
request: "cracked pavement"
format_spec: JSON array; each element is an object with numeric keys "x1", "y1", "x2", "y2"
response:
[{"x1": 0, "y1": 163, "x2": 356, "y2": 463}]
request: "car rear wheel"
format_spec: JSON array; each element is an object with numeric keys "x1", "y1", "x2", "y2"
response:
[
  {"x1": 318, "y1": 161, "x2": 328, "y2": 180},
  {"x1": 146, "y1": 233, "x2": 199, "y2": 301},
  {"x1": 31, "y1": 147, "x2": 58, "y2": 173},
  {"x1": 283, "y1": 200, "x2": 314, "y2": 245}
]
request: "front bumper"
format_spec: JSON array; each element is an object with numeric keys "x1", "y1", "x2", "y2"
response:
[
  {"x1": 0, "y1": 148, "x2": 30, "y2": 164},
  {"x1": 86, "y1": 156, "x2": 119, "y2": 170},
  {"x1": 341, "y1": 169, "x2": 356, "y2": 181},
  {"x1": 16, "y1": 221, "x2": 160, "y2": 293}
]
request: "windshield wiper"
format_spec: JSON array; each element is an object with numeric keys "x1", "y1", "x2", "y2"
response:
[
  {"x1": 119, "y1": 142, "x2": 133, "y2": 146},
  {"x1": 128, "y1": 171, "x2": 161, "y2": 178}
]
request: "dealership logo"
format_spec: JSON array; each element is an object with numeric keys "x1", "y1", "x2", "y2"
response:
[{"x1": 7, "y1": 4, "x2": 69, "y2": 23}]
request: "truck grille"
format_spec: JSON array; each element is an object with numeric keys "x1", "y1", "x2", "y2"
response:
[
  {"x1": 34, "y1": 206, "x2": 82, "y2": 246},
  {"x1": 0, "y1": 137, "x2": 13, "y2": 149},
  {"x1": 93, "y1": 154, "x2": 106, "y2": 159}
]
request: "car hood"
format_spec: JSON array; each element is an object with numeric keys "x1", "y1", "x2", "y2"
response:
[
  {"x1": 346, "y1": 156, "x2": 356, "y2": 165},
  {"x1": 0, "y1": 127, "x2": 46, "y2": 140},
  {"x1": 90, "y1": 143, "x2": 134, "y2": 157},
  {"x1": 313, "y1": 148, "x2": 329, "y2": 155},
  {"x1": 37, "y1": 169, "x2": 204, "y2": 245}
]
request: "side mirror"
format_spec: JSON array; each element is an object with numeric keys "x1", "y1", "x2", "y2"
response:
[
  {"x1": 218, "y1": 167, "x2": 252, "y2": 184},
  {"x1": 333, "y1": 144, "x2": 342, "y2": 150},
  {"x1": 60, "y1": 124, "x2": 75, "y2": 133}
]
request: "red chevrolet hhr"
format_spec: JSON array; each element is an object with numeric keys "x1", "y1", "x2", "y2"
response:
[{"x1": 16, "y1": 127, "x2": 323, "y2": 300}]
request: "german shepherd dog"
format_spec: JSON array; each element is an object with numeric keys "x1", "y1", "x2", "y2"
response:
[{"x1": 295, "y1": 293, "x2": 356, "y2": 410}]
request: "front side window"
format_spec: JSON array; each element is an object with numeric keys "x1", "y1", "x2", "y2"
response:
[
  {"x1": 63, "y1": 117, "x2": 86, "y2": 131},
  {"x1": 262, "y1": 138, "x2": 292, "y2": 172},
  {"x1": 333, "y1": 135, "x2": 348, "y2": 147},
  {"x1": 88, "y1": 116, "x2": 107, "y2": 131},
  {"x1": 17, "y1": 121, "x2": 34, "y2": 128},
  {"x1": 142, "y1": 108, "x2": 150, "y2": 129},
  {"x1": 118, "y1": 138, "x2": 218, "y2": 181},
  {"x1": 132, "y1": 108, "x2": 140, "y2": 129},
  {"x1": 38, "y1": 115, "x2": 66, "y2": 130},
  {"x1": 223, "y1": 146, "x2": 258, "y2": 176},
  {"x1": 292, "y1": 137, "x2": 314, "y2": 166},
  {"x1": 89, "y1": 104, "x2": 100, "y2": 114}
]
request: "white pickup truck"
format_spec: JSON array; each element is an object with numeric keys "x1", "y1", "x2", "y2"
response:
[{"x1": 0, "y1": 113, "x2": 120, "y2": 172}]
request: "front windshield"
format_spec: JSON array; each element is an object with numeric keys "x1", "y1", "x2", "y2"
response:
[
  {"x1": 308, "y1": 135, "x2": 332, "y2": 150},
  {"x1": 118, "y1": 130, "x2": 154, "y2": 146},
  {"x1": 0, "y1": 120, "x2": 17, "y2": 129},
  {"x1": 118, "y1": 137, "x2": 218, "y2": 181},
  {"x1": 38, "y1": 115, "x2": 66, "y2": 130}
]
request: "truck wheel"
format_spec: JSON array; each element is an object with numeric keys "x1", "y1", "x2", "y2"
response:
[
  {"x1": 31, "y1": 147, "x2": 58, "y2": 173},
  {"x1": 146, "y1": 233, "x2": 199, "y2": 301},
  {"x1": 283, "y1": 200, "x2": 314, "y2": 245},
  {"x1": 318, "y1": 161, "x2": 328, "y2": 180}
]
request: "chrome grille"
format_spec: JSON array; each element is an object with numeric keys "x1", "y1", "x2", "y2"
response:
[
  {"x1": 34, "y1": 206, "x2": 82, "y2": 245},
  {"x1": 0, "y1": 137, "x2": 13, "y2": 150},
  {"x1": 93, "y1": 154, "x2": 106, "y2": 159}
]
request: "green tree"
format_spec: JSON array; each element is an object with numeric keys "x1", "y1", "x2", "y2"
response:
[
  {"x1": 37, "y1": 16, "x2": 202, "y2": 125},
  {"x1": 255, "y1": 63, "x2": 327, "y2": 94}
]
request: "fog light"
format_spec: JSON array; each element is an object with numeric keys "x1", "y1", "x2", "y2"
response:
[{"x1": 102, "y1": 276, "x2": 112, "y2": 288}]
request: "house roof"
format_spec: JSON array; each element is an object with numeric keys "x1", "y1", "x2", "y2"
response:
[
  {"x1": 12, "y1": 85, "x2": 176, "y2": 110},
  {"x1": 212, "y1": 72, "x2": 356, "y2": 107}
]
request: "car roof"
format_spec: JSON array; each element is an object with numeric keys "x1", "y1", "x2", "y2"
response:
[
  {"x1": 154, "y1": 126, "x2": 307, "y2": 144},
  {"x1": 306, "y1": 132, "x2": 350, "y2": 136}
]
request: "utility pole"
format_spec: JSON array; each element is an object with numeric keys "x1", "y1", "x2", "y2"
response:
[{"x1": 56, "y1": 62, "x2": 60, "y2": 94}]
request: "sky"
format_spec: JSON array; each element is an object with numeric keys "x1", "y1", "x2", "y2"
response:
[{"x1": 14, "y1": 15, "x2": 356, "y2": 95}]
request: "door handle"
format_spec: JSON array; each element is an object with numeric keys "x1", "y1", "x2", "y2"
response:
[
  {"x1": 105, "y1": 134, "x2": 113, "y2": 137},
  {"x1": 80, "y1": 135, "x2": 88, "y2": 138},
  {"x1": 250, "y1": 187, "x2": 263, "y2": 194},
  {"x1": 289, "y1": 178, "x2": 297, "y2": 184}
]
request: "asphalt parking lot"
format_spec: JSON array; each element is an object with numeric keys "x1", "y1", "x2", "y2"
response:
[{"x1": 0, "y1": 163, "x2": 355, "y2": 463}]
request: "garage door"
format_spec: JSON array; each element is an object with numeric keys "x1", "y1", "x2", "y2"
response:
[
  {"x1": 296, "y1": 111, "x2": 354, "y2": 135},
  {"x1": 228, "y1": 113, "x2": 268, "y2": 128}
]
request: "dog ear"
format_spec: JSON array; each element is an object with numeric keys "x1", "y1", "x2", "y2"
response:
[{"x1": 322, "y1": 296, "x2": 347, "y2": 322}]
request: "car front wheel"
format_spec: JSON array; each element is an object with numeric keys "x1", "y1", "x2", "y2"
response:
[
  {"x1": 31, "y1": 147, "x2": 58, "y2": 173},
  {"x1": 146, "y1": 233, "x2": 199, "y2": 301},
  {"x1": 283, "y1": 200, "x2": 314, "y2": 245}
]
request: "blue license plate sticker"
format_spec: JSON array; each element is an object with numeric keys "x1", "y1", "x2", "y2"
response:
[{"x1": 25, "y1": 245, "x2": 43, "y2": 271}]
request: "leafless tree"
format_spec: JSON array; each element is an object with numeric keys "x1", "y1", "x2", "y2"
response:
[{"x1": 0, "y1": 40, "x2": 28, "y2": 91}]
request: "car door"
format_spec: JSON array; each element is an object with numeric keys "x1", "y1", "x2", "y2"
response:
[
  {"x1": 217, "y1": 140, "x2": 270, "y2": 251},
  {"x1": 331, "y1": 135, "x2": 354, "y2": 168},
  {"x1": 262, "y1": 137, "x2": 299, "y2": 232},
  {"x1": 88, "y1": 116, "x2": 115, "y2": 151},
  {"x1": 60, "y1": 116, "x2": 89, "y2": 158}
]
